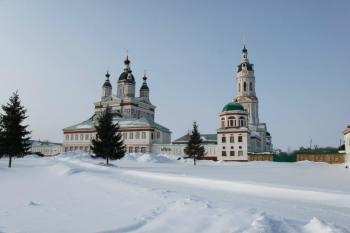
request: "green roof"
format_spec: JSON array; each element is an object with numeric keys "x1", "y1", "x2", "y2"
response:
[{"x1": 222, "y1": 102, "x2": 245, "y2": 112}]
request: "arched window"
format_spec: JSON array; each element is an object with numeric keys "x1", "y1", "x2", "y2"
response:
[
  {"x1": 244, "y1": 82, "x2": 247, "y2": 91},
  {"x1": 228, "y1": 117, "x2": 235, "y2": 127},
  {"x1": 239, "y1": 117, "x2": 245, "y2": 127},
  {"x1": 238, "y1": 83, "x2": 241, "y2": 92},
  {"x1": 221, "y1": 118, "x2": 225, "y2": 128},
  {"x1": 250, "y1": 82, "x2": 253, "y2": 91}
]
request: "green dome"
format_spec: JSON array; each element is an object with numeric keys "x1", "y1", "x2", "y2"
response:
[{"x1": 222, "y1": 102, "x2": 245, "y2": 112}]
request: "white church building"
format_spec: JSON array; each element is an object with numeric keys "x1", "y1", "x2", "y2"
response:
[
  {"x1": 63, "y1": 46, "x2": 272, "y2": 161},
  {"x1": 63, "y1": 56, "x2": 171, "y2": 154}
]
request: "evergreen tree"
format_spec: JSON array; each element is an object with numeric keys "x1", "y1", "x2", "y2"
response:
[
  {"x1": 90, "y1": 107, "x2": 126, "y2": 165},
  {"x1": 184, "y1": 121, "x2": 205, "y2": 166},
  {"x1": 0, "y1": 92, "x2": 31, "y2": 167}
]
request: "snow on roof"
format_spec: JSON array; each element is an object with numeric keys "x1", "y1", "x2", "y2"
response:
[
  {"x1": 30, "y1": 140, "x2": 62, "y2": 147},
  {"x1": 173, "y1": 134, "x2": 217, "y2": 144},
  {"x1": 63, "y1": 115, "x2": 171, "y2": 133}
]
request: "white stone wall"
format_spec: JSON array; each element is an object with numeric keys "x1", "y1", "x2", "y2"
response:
[
  {"x1": 217, "y1": 132, "x2": 248, "y2": 161},
  {"x1": 63, "y1": 132, "x2": 96, "y2": 153},
  {"x1": 63, "y1": 128, "x2": 171, "y2": 154}
]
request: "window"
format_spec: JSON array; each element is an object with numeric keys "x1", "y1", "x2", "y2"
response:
[
  {"x1": 222, "y1": 151, "x2": 227, "y2": 156},
  {"x1": 230, "y1": 136, "x2": 234, "y2": 143},
  {"x1": 135, "y1": 147, "x2": 139, "y2": 153},
  {"x1": 239, "y1": 146, "x2": 242, "y2": 149},
  {"x1": 129, "y1": 132, "x2": 133, "y2": 139},
  {"x1": 221, "y1": 118, "x2": 225, "y2": 128},
  {"x1": 75, "y1": 134, "x2": 78, "y2": 140},
  {"x1": 142, "y1": 132, "x2": 146, "y2": 139},
  {"x1": 157, "y1": 132, "x2": 160, "y2": 139},
  {"x1": 80, "y1": 134, "x2": 83, "y2": 140},
  {"x1": 244, "y1": 82, "x2": 247, "y2": 91},
  {"x1": 151, "y1": 132, "x2": 154, "y2": 140},
  {"x1": 65, "y1": 135, "x2": 69, "y2": 141},
  {"x1": 250, "y1": 82, "x2": 253, "y2": 91},
  {"x1": 238, "y1": 151, "x2": 243, "y2": 156},
  {"x1": 85, "y1": 134, "x2": 89, "y2": 140},
  {"x1": 238, "y1": 83, "x2": 241, "y2": 92},
  {"x1": 238, "y1": 136, "x2": 243, "y2": 142},
  {"x1": 141, "y1": 147, "x2": 146, "y2": 153},
  {"x1": 70, "y1": 134, "x2": 74, "y2": 140},
  {"x1": 222, "y1": 136, "x2": 226, "y2": 143},
  {"x1": 230, "y1": 151, "x2": 235, "y2": 156},
  {"x1": 122, "y1": 132, "x2": 127, "y2": 139},
  {"x1": 239, "y1": 117, "x2": 245, "y2": 127},
  {"x1": 135, "y1": 132, "x2": 140, "y2": 139},
  {"x1": 228, "y1": 117, "x2": 235, "y2": 127}
]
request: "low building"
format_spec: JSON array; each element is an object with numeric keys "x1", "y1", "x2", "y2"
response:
[
  {"x1": 151, "y1": 134, "x2": 218, "y2": 160},
  {"x1": 297, "y1": 152, "x2": 346, "y2": 164},
  {"x1": 248, "y1": 153, "x2": 273, "y2": 161},
  {"x1": 30, "y1": 140, "x2": 63, "y2": 156}
]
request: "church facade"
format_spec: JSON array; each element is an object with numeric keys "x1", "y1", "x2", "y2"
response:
[{"x1": 63, "y1": 56, "x2": 171, "y2": 154}]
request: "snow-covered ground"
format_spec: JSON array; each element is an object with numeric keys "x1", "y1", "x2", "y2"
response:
[{"x1": 1, "y1": 152, "x2": 350, "y2": 233}]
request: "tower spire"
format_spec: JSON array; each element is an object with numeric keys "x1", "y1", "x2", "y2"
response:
[{"x1": 241, "y1": 45, "x2": 249, "y2": 62}]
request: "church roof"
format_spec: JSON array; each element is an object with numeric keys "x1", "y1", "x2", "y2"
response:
[
  {"x1": 237, "y1": 62, "x2": 254, "y2": 72},
  {"x1": 118, "y1": 71, "x2": 135, "y2": 83},
  {"x1": 222, "y1": 102, "x2": 245, "y2": 112},
  {"x1": 63, "y1": 114, "x2": 171, "y2": 133},
  {"x1": 173, "y1": 134, "x2": 217, "y2": 144},
  {"x1": 140, "y1": 76, "x2": 149, "y2": 90},
  {"x1": 103, "y1": 72, "x2": 112, "y2": 87}
]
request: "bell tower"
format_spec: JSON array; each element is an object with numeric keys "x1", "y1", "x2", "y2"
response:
[{"x1": 234, "y1": 45, "x2": 259, "y2": 126}]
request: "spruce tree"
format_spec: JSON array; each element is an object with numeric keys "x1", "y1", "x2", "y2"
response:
[
  {"x1": 184, "y1": 121, "x2": 205, "y2": 166},
  {"x1": 0, "y1": 92, "x2": 31, "y2": 167},
  {"x1": 90, "y1": 107, "x2": 126, "y2": 165}
]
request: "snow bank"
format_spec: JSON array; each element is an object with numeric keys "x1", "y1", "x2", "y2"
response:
[
  {"x1": 123, "y1": 153, "x2": 180, "y2": 163},
  {"x1": 304, "y1": 217, "x2": 345, "y2": 233}
]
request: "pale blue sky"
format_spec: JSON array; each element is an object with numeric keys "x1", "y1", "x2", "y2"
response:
[{"x1": 0, "y1": 0, "x2": 349, "y2": 150}]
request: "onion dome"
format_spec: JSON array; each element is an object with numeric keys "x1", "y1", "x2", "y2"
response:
[
  {"x1": 103, "y1": 71, "x2": 112, "y2": 87},
  {"x1": 140, "y1": 74, "x2": 149, "y2": 90},
  {"x1": 118, "y1": 56, "x2": 135, "y2": 82},
  {"x1": 222, "y1": 102, "x2": 245, "y2": 112}
]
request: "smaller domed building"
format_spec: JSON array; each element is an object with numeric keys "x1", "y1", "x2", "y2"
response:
[{"x1": 217, "y1": 102, "x2": 249, "y2": 161}]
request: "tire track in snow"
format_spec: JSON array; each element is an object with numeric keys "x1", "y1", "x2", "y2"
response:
[{"x1": 122, "y1": 170, "x2": 350, "y2": 208}]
